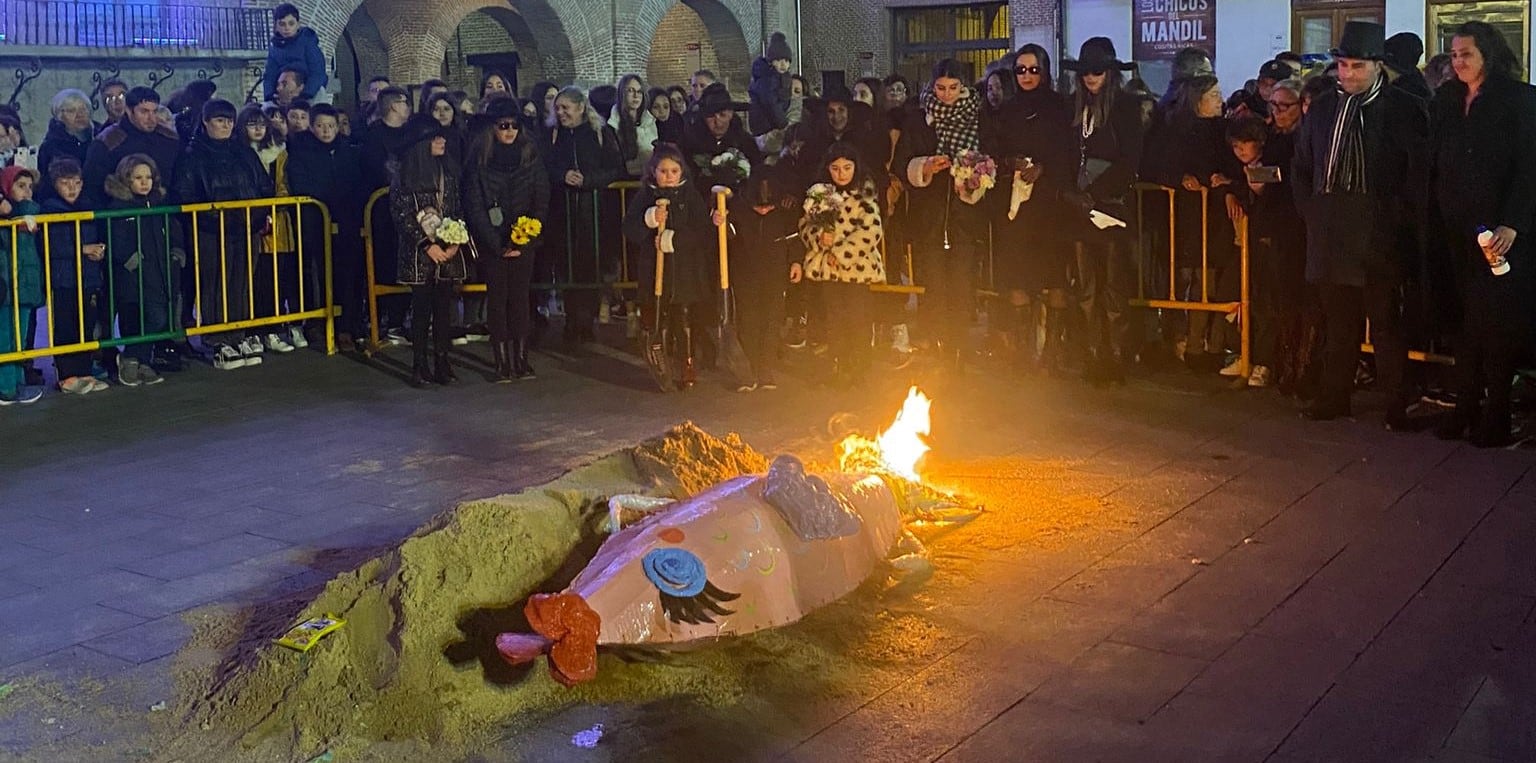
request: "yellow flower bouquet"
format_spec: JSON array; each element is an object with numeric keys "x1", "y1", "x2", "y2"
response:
[{"x1": 510, "y1": 216, "x2": 543, "y2": 246}]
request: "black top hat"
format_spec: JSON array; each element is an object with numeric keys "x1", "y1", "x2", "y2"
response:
[
  {"x1": 1064, "y1": 36, "x2": 1133, "y2": 73},
  {"x1": 1332, "y1": 21, "x2": 1386, "y2": 60},
  {"x1": 401, "y1": 113, "x2": 450, "y2": 150}
]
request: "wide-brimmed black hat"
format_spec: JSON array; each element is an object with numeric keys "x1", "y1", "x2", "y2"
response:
[
  {"x1": 1063, "y1": 36, "x2": 1134, "y2": 73},
  {"x1": 696, "y1": 82, "x2": 739, "y2": 115},
  {"x1": 1332, "y1": 21, "x2": 1386, "y2": 60},
  {"x1": 401, "y1": 113, "x2": 450, "y2": 149}
]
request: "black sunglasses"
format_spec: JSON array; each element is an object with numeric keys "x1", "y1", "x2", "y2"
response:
[
  {"x1": 1014, "y1": 65, "x2": 1042, "y2": 75},
  {"x1": 1085, "y1": 68, "x2": 1108, "y2": 76},
  {"x1": 495, "y1": 120, "x2": 519, "y2": 130}
]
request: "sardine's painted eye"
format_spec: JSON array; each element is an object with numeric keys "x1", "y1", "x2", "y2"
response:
[
  {"x1": 643, "y1": 548, "x2": 740, "y2": 625},
  {"x1": 658, "y1": 527, "x2": 685, "y2": 543}
]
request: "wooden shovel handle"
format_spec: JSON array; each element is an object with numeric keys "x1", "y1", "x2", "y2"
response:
[
  {"x1": 653, "y1": 199, "x2": 670, "y2": 299},
  {"x1": 714, "y1": 186, "x2": 732, "y2": 290}
]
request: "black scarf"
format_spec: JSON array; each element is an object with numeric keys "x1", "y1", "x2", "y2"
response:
[{"x1": 1323, "y1": 74, "x2": 1383, "y2": 194}]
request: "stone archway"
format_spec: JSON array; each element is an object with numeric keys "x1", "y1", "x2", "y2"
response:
[
  {"x1": 442, "y1": 2, "x2": 575, "y2": 96},
  {"x1": 639, "y1": 0, "x2": 754, "y2": 94},
  {"x1": 335, "y1": 5, "x2": 389, "y2": 110}
]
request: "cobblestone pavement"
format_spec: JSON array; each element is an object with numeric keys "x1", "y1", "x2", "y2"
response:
[{"x1": 1, "y1": 341, "x2": 1531, "y2": 761}]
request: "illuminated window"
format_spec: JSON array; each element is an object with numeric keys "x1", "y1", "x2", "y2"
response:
[
  {"x1": 1291, "y1": 0, "x2": 1386, "y2": 56},
  {"x1": 892, "y1": 3, "x2": 1010, "y2": 86}
]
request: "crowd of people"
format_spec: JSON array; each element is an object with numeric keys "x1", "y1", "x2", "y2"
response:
[{"x1": 0, "y1": 10, "x2": 1531, "y2": 445}]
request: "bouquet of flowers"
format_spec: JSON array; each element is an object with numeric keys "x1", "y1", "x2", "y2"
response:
[
  {"x1": 695, "y1": 147, "x2": 752, "y2": 187},
  {"x1": 802, "y1": 183, "x2": 844, "y2": 232},
  {"x1": 951, "y1": 150, "x2": 998, "y2": 205},
  {"x1": 509, "y1": 216, "x2": 542, "y2": 246},
  {"x1": 435, "y1": 217, "x2": 470, "y2": 245}
]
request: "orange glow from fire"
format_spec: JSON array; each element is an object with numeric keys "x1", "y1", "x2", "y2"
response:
[{"x1": 838, "y1": 386, "x2": 932, "y2": 481}]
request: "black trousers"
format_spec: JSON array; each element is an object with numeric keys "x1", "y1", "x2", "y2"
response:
[
  {"x1": 734, "y1": 278, "x2": 784, "y2": 382},
  {"x1": 915, "y1": 242, "x2": 974, "y2": 350},
  {"x1": 1450, "y1": 257, "x2": 1533, "y2": 430},
  {"x1": 1317, "y1": 279, "x2": 1406, "y2": 411},
  {"x1": 484, "y1": 253, "x2": 535, "y2": 343},
  {"x1": 410, "y1": 281, "x2": 455, "y2": 356},
  {"x1": 51, "y1": 288, "x2": 105, "y2": 379},
  {"x1": 1075, "y1": 237, "x2": 1137, "y2": 366},
  {"x1": 819, "y1": 281, "x2": 872, "y2": 375}
]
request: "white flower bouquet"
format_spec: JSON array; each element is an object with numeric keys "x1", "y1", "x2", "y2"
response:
[{"x1": 435, "y1": 217, "x2": 470, "y2": 245}]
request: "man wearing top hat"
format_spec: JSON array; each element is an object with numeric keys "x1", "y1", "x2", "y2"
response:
[{"x1": 1292, "y1": 21, "x2": 1428, "y2": 428}]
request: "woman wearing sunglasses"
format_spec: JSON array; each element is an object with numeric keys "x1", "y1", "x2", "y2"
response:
[
  {"x1": 464, "y1": 96, "x2": 551, "y2": 381},
  {"x1": 982, "y1": 43, "x2": 1074, "y2": 375}
]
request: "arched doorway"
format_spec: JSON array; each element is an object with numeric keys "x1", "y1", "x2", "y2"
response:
[
  {"x1": 646, "y1": 0, "x2": 751, "y2": 94},
  {"x1": 335, "y1": 5, "x2": 388, "y2": 111},
  {"x1": 444, "y1": 1, "x2": 574, "y2": 99}
]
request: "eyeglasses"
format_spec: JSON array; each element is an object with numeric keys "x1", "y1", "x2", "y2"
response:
[
  {"x1": 1013, "y1": 65, "x2": 1041, "y2": 75},
  {"x1": 1268, "y1": 99, "x2": 1300, "y2": 110},
  {"x1": 495, "y1": 120, "x2": 519, "y2": 130}
]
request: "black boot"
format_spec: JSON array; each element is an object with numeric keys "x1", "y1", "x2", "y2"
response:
[
  {"x1": 433, "y1": 352, "x2": 457, "y2": 385},
  {"x1": 492, "y1": 342, "x2": 513, "y2": 383},
  {"x1": 513, "y1": 340, "x2": 536, "y2": 379},
  {"x1": 410, "y1": 352, "x2": 434, "y2": 388},
  {"x1": 1435, "y1": 401, "x2": 1476, "y2": 441}
]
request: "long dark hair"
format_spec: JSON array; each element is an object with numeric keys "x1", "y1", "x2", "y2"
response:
[
  {"x1": 528, "y1": 81, "x2": 558, "y2": 126},
  {"x1": 392, "y1": 135, "x2": 460, "y2": 194},
  {"x1": 820, "y1": 141, "x2": 873, "y2": 190},
  {"x1": 1451, "y1": 21, "x2": 1521, "y2": 82},
  {"x1": 1073, "y1": 64, "x2": 1125, "y2": 129},
  {"x1": 1011, "y1": 43, "x2": 1055, "y2": 92},
  {"x1": 1168, "y1": 75, "x2": 1220, "y2": 125},
  {"x1": 237, "y1": 104, "x2": 278, "y2": 150},
  {"x1": 613, "y1": 73, "x2": 646, "y2": 163}
]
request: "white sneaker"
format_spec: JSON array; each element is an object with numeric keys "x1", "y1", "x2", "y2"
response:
[
  {"x1": 1219, "y1": 357, "x2": 1244, "y2": 377},
  {"x1": 59, "y1": 376, "x2": 97, "y2": 395},
  {"x1": 264, "y1": 332, "x2": 295, "y2": 353},
  {"x1": 598, "y1": 301, "x2": 612, "y2": 324},
  {"x1": 87, "y1": 378, "x2": 110, "y2": 393},
  {"x1": 891, "y1": 324, "x2": 914, "y2": 354},
  {"x1": 451, "y1": 334, "x2": 470, "y2": 346},
  {"x1": 213, "y1": 344, "x2": 247, "y2": 370},
  {"x1": 1248, "y1": 365, "x2": 1271, "y2": 388},
  {"x1": 0, "y1": 386, "x2": 44, "y2": 405},
  {"x1": 288, "y1": 325, "x2": 309, "y2": 349},
  {"x1": 240, "y1": 336, "x2": 265, "y2": 356}
]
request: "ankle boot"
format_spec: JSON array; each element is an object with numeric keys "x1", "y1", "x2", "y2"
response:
[
  {"x1": 410, "y1": 352, "x2": 434, "y2": 388},
  {"x1": 433, "y1": 352, "x2": 457, "y2": 385},
  {"x1": 492, "y1": 342, "x2": 513, "y2": 383},
  {"x1": 513, "y1": 340, "x2": 536, "y2": 379}
]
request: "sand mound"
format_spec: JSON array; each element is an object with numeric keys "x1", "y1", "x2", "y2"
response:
[{"x1": 162, "y1": 423, "x2": 766, "y2": 763}]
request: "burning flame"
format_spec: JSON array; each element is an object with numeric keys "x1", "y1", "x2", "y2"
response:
[{"x1": 838, "y1": 386, "x2": 932, "y2": 481}]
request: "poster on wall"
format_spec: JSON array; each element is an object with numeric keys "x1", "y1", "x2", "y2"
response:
[{"x1": 1133, "y1": 0, "x2": 1215, "y2": 62}]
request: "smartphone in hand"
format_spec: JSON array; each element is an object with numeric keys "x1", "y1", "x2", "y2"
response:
[{"x1": 1244, "y1": 165, "x2": 1282, "y2": 184}]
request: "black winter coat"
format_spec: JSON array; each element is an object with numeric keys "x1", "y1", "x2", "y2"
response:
[
  {"x1": 1144, "y1": 116, "x2": 1239, "y2": 268},
  {"x1": 1074, "y1": 91, "x2": 1146, "y2": 221},
  {"x1": 1430, "y1": 77, "x2": 1536, "y2": 240},
  {"x1": 463, "y1": 133, "x2": 552, "y2": 256},
  {"x1": 892, "y1": 102, "x2": 986, "y2": 250},
  {"x1": 1293, "y1": 82, "x2": 1428, "y2": 285},
  {"x1": 173, "y1": 132, "x2": 274, "y2": 249},
  {"x1": 37, "y1": 119, "x2": 97, "y2": 195},
  {"x1": 360, "y1": 121, "x2": 410, "y2": 192},
  {"x1": 102, "y1": 175, "x2": 183, "y2": 307},
  {"x1": 285, "y1": 132, "x2": 368, "y2": 233},
  {"x1": 40, "y1": 195, "x2": 103, "y2": 293},
  {"x1": 682, "y1": 117, "x2": 763, "y2": 195},
  {"x1": 83, "y1": 117, "x2": 182, "y2": 207},
  {"x1": 623, "y1": 182, "x2": 715, "y2": 305}
]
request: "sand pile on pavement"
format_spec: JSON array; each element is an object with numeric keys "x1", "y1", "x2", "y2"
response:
[{"x1": 162, "y1": 423, "x2": 768, "y2": 763}]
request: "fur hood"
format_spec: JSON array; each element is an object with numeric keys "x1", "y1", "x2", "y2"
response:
[{"x1": 104, "y1": 172, "x2": 165, "y2": 204}]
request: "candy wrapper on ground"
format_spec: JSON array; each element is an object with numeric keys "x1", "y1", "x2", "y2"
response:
[{"x1": 274, "y1": 615, "x2": 346, "y2": 652}]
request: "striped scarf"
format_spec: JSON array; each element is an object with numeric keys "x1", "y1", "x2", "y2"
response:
[{"x1": 1322, "y1": 74, "x2": 1383, "y2": 194}]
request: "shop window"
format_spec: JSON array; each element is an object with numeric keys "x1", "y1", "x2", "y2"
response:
[
  {"x1": 1291, "y1": 0, "x2": 1386, "y2": 56},
  {"x1": 891, "y1": 3, "x2": 1010, "y2": 86},
  {"x1": 1428, "y1": 0, "x2": 1529, "y2": 80}
]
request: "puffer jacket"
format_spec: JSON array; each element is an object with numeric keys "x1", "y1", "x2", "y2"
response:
[
  {"x1": 798, "y1": 179, "x2": 884, "y2": 284},
  {"x1": 173, "y1": 131, "x2": 274, "y2": 251},
  {"x1": 263, "y1": 26, "x2": 329, "y2": 100},
  {"x1": 37, "y1": 119, "x2": 97, "y2": 194},
  {"x1": 0, "y1": 199, "x2": 44, "y2": 308},
  {"x1": 102, "y1": 175, "x2": 181, "y2": 306},
  {"x1": 463, "y1": 133, "x2": 551, "y2": 256},
  {"x1": 748, "y1": 57, "x2": 790, "y2": 136},
  {"x1": 40, "y1": 195, "x2": 103, "y2": 293},
  {"x1": 390, "y1": 164, "x2": 467, "y2": 285}
]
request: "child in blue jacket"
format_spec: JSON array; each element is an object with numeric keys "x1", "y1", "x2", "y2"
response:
[
  {"x1": 41, "y1": 157, "x2": 108, "y2": 394},
  {"x1": 263, "y1": 3, "x2": 329, "y2": 103}
]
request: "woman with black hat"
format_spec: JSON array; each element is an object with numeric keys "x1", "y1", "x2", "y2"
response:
[
  {"x1": 1066, "y1": 37, "x2": 1145, "y2": 384},
  {"x1": 986, "y1": 43, "x2": 1074, "y2": 374},
  {"x1": 390, "y1": 114, "x2": 468, "y2": 387},
  {"x1": 892, "y1": 58, "x2": 989, "y2": 374},
  {"x1": 465, "y1": 97, "x2": 551, "y2": 382}
]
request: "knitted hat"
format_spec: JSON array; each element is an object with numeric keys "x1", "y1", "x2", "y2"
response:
[
  {"x1": 1384, "y1": 32, "x2": 1424, "y2": 69},
  {"x1": 0, "y1": 164, "x2": 38, "y2": 199},
  {"x1": 766, "y1": 32, "x2": 792, "y2": 63}
]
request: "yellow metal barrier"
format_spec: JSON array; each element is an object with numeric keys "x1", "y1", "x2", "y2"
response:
[
  {"x1": 0, "y1": 195, "x2": 337, "y2": 367},
  {"x1": 1132, "y1": 182, "x2": 1252, "y2": 378}
]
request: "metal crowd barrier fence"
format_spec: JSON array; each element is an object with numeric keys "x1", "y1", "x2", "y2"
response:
[
  {"x1": 1132, "y1": 182, "x2": 1252, "y2": 378},
  {"x1": 361, "y1": 181, "x2": 644, "y2": 351},
  {"x1": 0, "y1": 195, "x2": 336, "y2": 367}
]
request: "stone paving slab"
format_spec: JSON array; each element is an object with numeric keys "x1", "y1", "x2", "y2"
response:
[{"x1": 0, "y1": 346, "x2": 1532, "y2": 761}]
